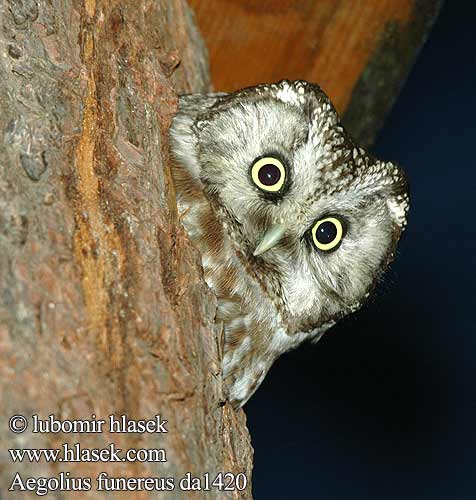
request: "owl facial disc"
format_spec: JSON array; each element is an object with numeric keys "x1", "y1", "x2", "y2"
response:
[
  {"x1": 253, "y1": 223, "x2": 286, "y2": 256},
  {"x1": 169, "y1": 78, "x2": 410, "y2": 408}
]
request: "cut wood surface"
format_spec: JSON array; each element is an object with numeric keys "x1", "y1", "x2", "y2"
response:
[
  {"x1": 0, "y1": 1, "x2": 252, "y2": 498},
  {"x1": 188, "y1": 0, "x2": 443, "y2": 145}
]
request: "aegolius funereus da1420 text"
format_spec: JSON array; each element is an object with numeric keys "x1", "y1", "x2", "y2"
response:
[{"x1": 169, "y1": 80, "x2": 409, "y2": 408}]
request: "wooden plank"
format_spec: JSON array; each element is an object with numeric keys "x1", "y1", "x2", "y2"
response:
[{"x1": 188, "y1": 0, "x2": 443, "y2": 145}]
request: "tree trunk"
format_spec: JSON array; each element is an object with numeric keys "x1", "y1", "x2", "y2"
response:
[{"x1": 0, "y1": 1, "x2": 252, "y2": 498}]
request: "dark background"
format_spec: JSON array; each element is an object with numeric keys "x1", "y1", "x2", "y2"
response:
[{"x1": 247, "y1": 2, "x2": 476, "y2": 499}]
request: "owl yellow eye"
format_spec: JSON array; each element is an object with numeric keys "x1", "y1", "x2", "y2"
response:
[
  {"x1": 311, "y1": 217, "x2": 344, "y2": 252},
  {"x1": 250, "y1": 157, "x2": 286, "y2": 192}
]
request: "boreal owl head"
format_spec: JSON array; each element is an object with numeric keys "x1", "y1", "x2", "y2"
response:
[{"x1": 169, "y1": 80, "x2": 409, "y2": 407}]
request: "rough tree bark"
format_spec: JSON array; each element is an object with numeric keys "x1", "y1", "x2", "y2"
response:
[{"x1": 0, "y1": 1, "x2": 252, "y2": 498}]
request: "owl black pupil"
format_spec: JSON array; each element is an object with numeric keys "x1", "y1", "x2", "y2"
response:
[
  {"x1": 316, "y1": 221, "x2": 337, "y2": 244},
  {"x1": 258, "y1": 164, "x2": 281, "y2": 186}
]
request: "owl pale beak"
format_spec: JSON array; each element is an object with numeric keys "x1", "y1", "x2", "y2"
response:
[{"x1": 253, "y1": 223, "x2": 286, "y2": 256}]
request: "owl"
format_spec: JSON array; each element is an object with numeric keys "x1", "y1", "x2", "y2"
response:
[{"x1": 169, "y1": 80, "x2": 409, "y2": 408}]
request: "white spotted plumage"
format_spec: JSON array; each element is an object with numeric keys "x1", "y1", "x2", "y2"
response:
[{"x1": 169, "y1": 80, "x2": 409, "y2": 408}]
